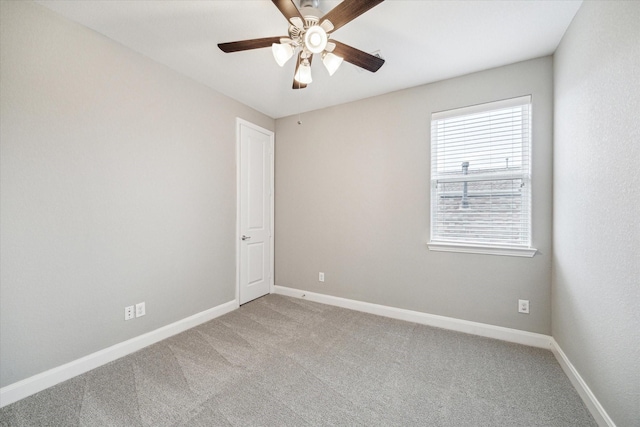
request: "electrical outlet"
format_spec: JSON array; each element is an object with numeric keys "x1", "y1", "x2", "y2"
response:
[
  {"x1": 319, "y1": 272, "x2": 325, "y2": 282},
  {"x1": 125, "y1": 305, "x2": 135, "y2": 320},
  {"x1": 518, "y1": 299, "x2": 530, "y2": 314},
  {"x1": 136, "y1": 302, "x2": 146, "y2": 317}
]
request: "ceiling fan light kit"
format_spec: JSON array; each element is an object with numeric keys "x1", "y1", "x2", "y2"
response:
[
  {"x1": 294, "y1": 59, "x2": 313, "y2": 84},
  {"x1": 322, "y1": 52, "x2": 343, "y2": 76},
  {"x1": 304, "y1": 25, "x2": 328, "y2": 54},
  {"x1": 218, "y1": 0, "x2": 386, "y2": 89},
  {"x1": 272, "y1": 42, "x2": 295, "y2": 67}
]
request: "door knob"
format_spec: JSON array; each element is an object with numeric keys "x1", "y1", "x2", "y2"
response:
[{"x1": 241, "y1": 235, "x2": 251, "y2": 241}]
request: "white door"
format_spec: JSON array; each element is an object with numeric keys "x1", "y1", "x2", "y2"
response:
[{"x1": 237, "y1": 119, "x2": 273, "y2": 305}]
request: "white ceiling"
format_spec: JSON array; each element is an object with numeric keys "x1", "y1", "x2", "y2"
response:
[{"x1": 37, "y1": 0, "x2": 582, "y2": 119}]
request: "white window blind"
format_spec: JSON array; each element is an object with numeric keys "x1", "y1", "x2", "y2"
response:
[{"x1": 430, "y1": 96, "x2": 532, "y2": 249}]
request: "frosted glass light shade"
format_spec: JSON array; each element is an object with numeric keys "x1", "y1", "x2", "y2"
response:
[
  {"x1": 322, "y1": 52, "x2": 343, "y2": 76},
  {"x1": 294, "y1": 61, "x2": 312, "y2": 84},
  {"x1": 304, "y1": 26, "x2": 327, "y2": 54},
  {"x1": 272, "y1": 43, "x2": 294, "y2": 67}
]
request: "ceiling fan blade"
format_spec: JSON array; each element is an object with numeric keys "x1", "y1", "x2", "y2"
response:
[
  {"x1": 320, "y1": 0, "x2": 385, "y2": 33},
  {"x1": 292, "y1": 53, "x2": 313, "y2": 90},
  {"x1": 218, "y1": 36, "x2": 284, "y2": 53},
  {"x1": 272, "y1": 0, "x2": 305, "y2": 28},
  {"x1": 332, "y1": 40, "x2": 385, "y2": 72}
]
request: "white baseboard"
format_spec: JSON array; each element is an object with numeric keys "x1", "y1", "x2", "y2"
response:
[
  {"x1": 274, "y1": 286, "x2": 615, "y2": 426},
  {"x1": 2, "y1": 290, "x2": 614, "y2": 427},
  {"x1": 551, "y1": 339, "x2": 616, "y2": 427},
  {"x1": 274, "y1": 285, "x2": 552, "y2": 349},
  {"x1": 0, "y1": 299, "x2": 238, "y2": 408}
]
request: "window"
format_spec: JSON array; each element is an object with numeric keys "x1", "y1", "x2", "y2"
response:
[{"x1": 428, "y1": 96, "x2": 536, "y2": 257}]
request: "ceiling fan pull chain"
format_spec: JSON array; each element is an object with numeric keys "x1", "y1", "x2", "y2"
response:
[{"x1": 297, "y1": 52, "x2": 303, "y2": 125}]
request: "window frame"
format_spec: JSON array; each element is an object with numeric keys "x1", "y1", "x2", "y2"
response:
[{"x1": 428, "y1": 96, "x2": 537, "y2": 258}]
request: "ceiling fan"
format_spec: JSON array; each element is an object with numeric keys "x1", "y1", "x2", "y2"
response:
[{"x1": 218, "y1": 0, "x2": 385, "y2": 89}]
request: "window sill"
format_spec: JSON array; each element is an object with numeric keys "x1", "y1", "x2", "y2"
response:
[{"x1": 427, "y1": 242, "x2": 537, "y2": 258}]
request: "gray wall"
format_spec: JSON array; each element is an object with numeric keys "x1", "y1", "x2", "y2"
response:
[
  {"x1": 552, "y1": 2, "x2": 640, "y2": 426},
  {"x1": 0, "y1": 1, "x2": 274, "y2": 388},
  {"x1": 275, "y1": 57, "x2": 553, "y2": 334}
]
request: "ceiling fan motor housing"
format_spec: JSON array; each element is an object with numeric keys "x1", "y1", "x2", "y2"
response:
[
  {"x1": 299, "y1": 0, "x2": 320, "y2": 9},
  {"x1": 288, "y1": 13, "x2": 321, "y2": 46}
]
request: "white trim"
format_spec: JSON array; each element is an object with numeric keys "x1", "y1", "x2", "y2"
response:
[
  {"x1": 428, "y1": 241, "x2": 537, "y2": 257},
  {"x1": 235, "y1": 118, "x2": 275, "y2": 304},
  {"x1": 269, "y1": 128, "x2": 275, "y2": 295},
  {"x1": 0, "y1": 299, "x2": 238, "y2": 408},
  {"x1": 430, "y1": 97, "x2": 533, "y2": 250},
  {"x1": 550, "y1": 339, "x2": 616, "y2": 427},
  {"x1": 235, "y1": 120, "x2": 241, "y2": 304},
  {"x1": 274, "y1": 286, "x2": 551, "y2": 349},
  {"x1": 274, "y1": 287, "x2": 611, "y2": 425},
  {"x1": 432, "y1": 95, "x2": 531, "y2": 120},
  {"x1": 2, "y1": 290, "x2": 612, "y2": 427}
]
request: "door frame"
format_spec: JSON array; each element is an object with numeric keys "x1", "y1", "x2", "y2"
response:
[{"x1": 235, "y1": 118, "x2": 275, "y2": 305}]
